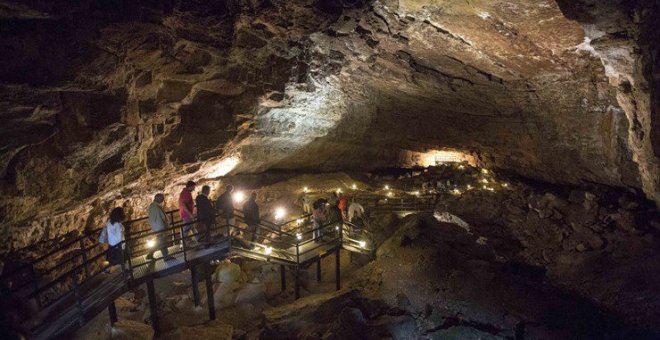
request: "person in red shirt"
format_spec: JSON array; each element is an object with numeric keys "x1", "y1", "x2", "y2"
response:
[
  {"x1": 338, "y1": 193, "x2": 347, "y2": 219},
  {"x1": 179, "y1": 180, "x2": 197, "y2": 243}
]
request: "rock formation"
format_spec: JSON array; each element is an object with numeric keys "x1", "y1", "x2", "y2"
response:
[{"x1": 0, "y1": 1, "x2": 658, "y2": 259}]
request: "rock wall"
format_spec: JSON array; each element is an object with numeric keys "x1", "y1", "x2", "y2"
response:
[{"x1": 0, "y1": 0, "x2": 658, "y2": 253}]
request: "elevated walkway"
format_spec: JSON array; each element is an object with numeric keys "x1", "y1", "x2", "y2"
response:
[{"x1": 0, "y1": 193, "x2": 434, "y2": 339}]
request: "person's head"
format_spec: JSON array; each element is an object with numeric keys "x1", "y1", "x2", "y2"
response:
[
  {"x1": 186, "y1": 180, "x2": 195, "y2": 190},
  {"x1": 332, "y1": 192, "x2": 338, "y2": 198},
  {"x1": 154, "y1": 193, "x2": 165, "y2": 204},
  {"x1": 202, "y1": 185, "x2": 210, "y2": 196},
  {"x1": 250, "y1": 192, "x2": 257, "y2": 201},
  {"x1": 109, "y1": 207, "x2": 125, "y2": 224},
  {"x1": 226, "y1": 184, "x2": 234, "y2": 193}
]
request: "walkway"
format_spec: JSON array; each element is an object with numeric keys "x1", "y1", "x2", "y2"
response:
[{"x1": 0, "y1": 192, "x2": 435, "y2": 339}]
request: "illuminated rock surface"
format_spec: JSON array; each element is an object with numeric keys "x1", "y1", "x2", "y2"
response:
[
  {"x1": 0, "y1": 0, "x2": 659, "y2": 338},
  {"x1": 0, "y1": 0, "x2": 658, "y2": 253}
]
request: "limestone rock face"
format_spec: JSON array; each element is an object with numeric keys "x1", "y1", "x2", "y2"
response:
[{"x1": 0, "y1": 0, "x2": 658, "y2": 253}]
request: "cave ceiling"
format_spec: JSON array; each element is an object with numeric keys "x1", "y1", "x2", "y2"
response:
[{"x1": 0, "y1": 0, "x2": 658, "y2": 251}]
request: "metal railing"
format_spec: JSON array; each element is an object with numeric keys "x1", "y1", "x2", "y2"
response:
[{"x1": 0, "y1": 192, "x2": 427, "y2": 337}]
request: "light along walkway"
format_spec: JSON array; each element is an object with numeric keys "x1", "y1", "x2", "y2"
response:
[{"x1": 0, "y1": 193, "x2": 435, "y2": 339}]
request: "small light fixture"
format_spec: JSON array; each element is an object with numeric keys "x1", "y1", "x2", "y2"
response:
[
  {"x1": 413, "y1": 191, "x2": 420, "y2": 196},
  {"x1": 458, "y1": 165, "x2": 465, "y2": 170},
  {"x1": 384, "y1": 185, "x2": 390, "y2": 190},
  {"x1": 296, "y1": 218, "x2": 304, "y2": 225},
  {"x1": 274, "y1": 207, "x2": 286, "y2": 220},
  {"x1": 337, "y1": 188, "x2": 342, "y2": 193},
  {"x1": 451, "y1": 189, "x2": 462, "y2": 195},
  {"x1": 481, "y1": 169, "x2": 489, "y2": 174},
  {"x1": 335, "y1": 225, "x2": 339, "y2": 230},
  {"x1": 467, "y1": 184, "x2": 473, "y2": 190},
  {"x1": 264, "y1": 246, "x2": 273, "y2": 255},
  {"x1": 303, "y1": 186, "x2": 309, "y2": 193},
  {"x1": 351, "y1": 184, "x2": 357, "y2": 190},
  {"x1": 387, "y1": 192, "x2": 393, "y2": 197},
  {"x1": 358, "y1": 240, "x2": 366, "y2": 248},
  {"x1": 481, "y1": 179, "x2": 489, "y2": 183},
  {"x1": 146, "y1": 239, "x2": 156, "y2": 248},
  {"x1": 296, "y1": 233, "x2": 302, "y2": 240},
  {"x1": 232, "y1": 191, "x2": 245, "y2": 203},
  {"x1": 502, "y1": 183, "x2": 509, "y2": 188}
]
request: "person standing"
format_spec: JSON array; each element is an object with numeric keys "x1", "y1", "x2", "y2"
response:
[
  {"x1": 338, "y1": 193, "x2": 347, "y2": 219},
  {"x1": 312, "y1": 199, "x2": 327, "y2": 241},
  {"x1": 243, "y1": 192, "x2": 260, "y2": 244},
  {"x1": 302, "y1": 192, "x2": 312, "y2": 214},
  {"x1": 348, "y1": 199, "x2": 365, "y2": 223},
  {"x1": 179, "y1": 181, "x2": 197, "y2": 244},
  {"x1": 196, "y1": 185, "x2": 215, "y2": 243},
  {"x1": 216, "y1": 184, "x2": 235, "y2": 227},
  {"x1": 104, "y1": 207, "x2": 126, "y2": 266},
  {"x1": 146, "y1": 194, "x2": 175, "y2": 261}
]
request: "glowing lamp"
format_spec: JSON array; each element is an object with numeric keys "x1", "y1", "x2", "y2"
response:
[
  {"x1": 481, "y1": 169, "x2": 489, "y2": 174},
  {"x1": 274, "y1": 207, "x2": 286, "y2": 220},
  {"x1": 358, "y1": 240, "x2": 366, "y2": 248},
  {"x1": 264, "y1": 246, "x2": 273, "y2": 255},
  {"x1": 146, "y1": 239, "x2": 156, "y2": 248},
  {"x1": 303, "y1": 186, "x2": 309, "y2": 193},
  {"x1": 384, "y1": 185, "x2": 390, "y2": 190},
  {"x1": 481, "y1": 179, "x2": 489, "y2": 184},
  {"x1": 413, "y1": 191, "x2": 420, "y2": 196},
  {"x1": 451, "y1": 189, "x2": 462, "y2": 196},
  {"x1": 502, "y1": 183, "x2": 509, "y2": 188},
  {"x1": 387, "y1": 192, "x2": 393, "y2": 197},
  {"x1": 335, "y1": 226, "x2": 339, "y2": 230},
  {"x1": 351, "y1": 184, "x2": 357, "y2": 190},
  {"x1": 232, "y1": 191, "x2": 245, "y2": 203},
  {"x1": 296, "y1": 233, "x2": 302, "y2": 240},
  {"x1": 337, "y1": 188, "x2": 342, "y2": 193},
  {"x1": 458, "y1": 165, "x2": 465, "y2": 170},
  {"x1": 467, "y1": 185, "x2": 473, "y2": 190}
]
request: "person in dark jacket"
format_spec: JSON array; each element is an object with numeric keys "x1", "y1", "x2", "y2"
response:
[
  {"x1": 196, "y1": 185, "x2": 215, "y2": 243},
  {"x1": 327, "y1": 201, "x2": 343, "y2": 238},
  {"x1": 243, "y1": 192, "x2": 260, "y2": 243},
  {"x1": 216, "y1": 184, "x2": 235, "y2": 227}
]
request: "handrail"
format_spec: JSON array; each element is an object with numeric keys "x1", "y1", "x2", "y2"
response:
[{"x1": 2, "y1": 190, "x2": 436, "y2": 328}]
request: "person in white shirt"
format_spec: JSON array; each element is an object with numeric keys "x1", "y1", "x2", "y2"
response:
[
  {"x1": 347, "y1": 200, "x2": 365, "y2": 223},
  {"x1": 105, "y1": 207, "x2": 126, "y2": 265},
  {"x1": 146, "y1": 194, "x2": 175, "y2": 261}
]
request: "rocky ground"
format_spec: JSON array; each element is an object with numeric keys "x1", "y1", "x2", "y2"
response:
[{"x1": 66, "y1": 169, "x2": 659, "y2": 339}]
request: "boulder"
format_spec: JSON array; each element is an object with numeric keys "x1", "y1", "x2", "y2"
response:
[{"x1": 112, "y1": 320, "x2": 154, "y2": 340}]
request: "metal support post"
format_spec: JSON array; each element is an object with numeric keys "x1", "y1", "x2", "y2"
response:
[{"x1": 147, "y1": 280, "x2": 160, "y2": 335}]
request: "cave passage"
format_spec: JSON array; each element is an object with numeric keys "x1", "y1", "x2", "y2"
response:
[{"x1": 0, "y1": 0, "x2": 659, "y2": 339}]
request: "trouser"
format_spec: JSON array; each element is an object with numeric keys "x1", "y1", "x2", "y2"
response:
[
  {"x1": 303, "y1": 203, "x2": 312, "y2": 214},
  {"x1": 181, "y1": 217, "x2": 198, "y2": 242},
  {"x1": 147, "y1": 234, "x2": 169, "y2": 259},
  {"x1": 226, "y1": 216, "x2": 236, "y2": 236},
  {"x1": 313, "y1": 219, "x2": 322, "y2": 240},
  {"x1": 106, "y1": 245, "x2": 125, "y2": 266},
  {"x1": 248, "y1": 224, "x2": 259, "y2": 243}
]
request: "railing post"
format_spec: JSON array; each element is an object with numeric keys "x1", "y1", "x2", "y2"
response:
[
  {"x1": 29, "y1": 264, "x2": 41, "y2": 308},
  {"x1": 182, "y1": 225, "x2": 188, "y2": 263},
  {"x1": 125, "y1": 239, "x2": 134, "y2": 281},
  {"x1": 79, "y1": 239, "x2": 90, "y2": 279},
  {"x1": 73, "y1": 272, "x2": 85, "y2": 327}
]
